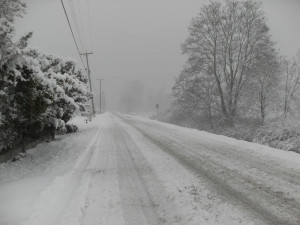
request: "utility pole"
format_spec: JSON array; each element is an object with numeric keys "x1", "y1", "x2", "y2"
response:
[
  {"x1": 102, "y1": 91, "x2": 106, "y2": 112},
  {"x1": 96, "y1": 79, "x2": 103, "y2": 113},
  {"x1": 156, "y1": 104, "x2": 159, "y2": 120},
  {"x1": 80, "y1": 51, "x2": 95, "y2": 116}
]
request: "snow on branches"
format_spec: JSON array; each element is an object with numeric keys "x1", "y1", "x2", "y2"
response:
[{"x1": 0, "y1": 0, "x2": 91, "y2": 151}]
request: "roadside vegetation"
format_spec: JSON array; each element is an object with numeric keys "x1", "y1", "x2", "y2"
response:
[
  {"x1": 168, "y1": 1, "x2": 300, "y2": 153},
  {"x1": 0, "y1": 1, "x2": 91, "y2": 154}
]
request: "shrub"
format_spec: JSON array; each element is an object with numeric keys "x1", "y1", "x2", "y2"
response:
[
  {"x1": 253, "y1": 121, "x2": 300, "y2": 153},
  {"x1": 65, "y1": 124, "x2": 78, "y2": 133}
]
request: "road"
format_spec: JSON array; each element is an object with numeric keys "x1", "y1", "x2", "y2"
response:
[{"x1": 0, "y1": 113, "x2": 299, "y2": 225}]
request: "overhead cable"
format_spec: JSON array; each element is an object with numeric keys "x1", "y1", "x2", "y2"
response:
[
  {"x1": 68, "y1": 0, "x2": 85, "y2": 51},
  {"x1": 60, "y1": 0, "x2": 86, "y2": 69}
]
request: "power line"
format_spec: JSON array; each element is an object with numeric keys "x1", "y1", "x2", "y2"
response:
[
  {"x1": 75, "y1": 0, "x2": 87, "y2": 50},
  {"x1": 61, "y1": 0, "x2": 95, "y2": 117},
  {"x1": 60, "y1": 0, "x2": 86, "y2": 69},
  {"x1": 86, "y1": 0, "x2": 93, "y2": 51},
  {"x1": 68, "y1": 0, "x2": 85, "y2": 51}
]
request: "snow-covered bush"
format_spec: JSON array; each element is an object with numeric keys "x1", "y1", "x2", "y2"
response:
[
  {"x1": 42, "y1": 54, "x2": 91, "y2": 123},
  {"x1": 0, "y1": 0, "x2": 91, "y2": 152},
  {"x1": 65, "y1": 124, "x2": 78, "y2": 133},
  {"x1": 253, "y1": 121, "x2": 300, "y2": 153},
  {"x1": 25, "y1": 49, "x2": 92, "y2": 124}
]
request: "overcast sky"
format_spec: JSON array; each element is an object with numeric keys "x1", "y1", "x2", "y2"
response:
[{"x1": 16, "y1": 0, "x2": 300, "y2": 110}]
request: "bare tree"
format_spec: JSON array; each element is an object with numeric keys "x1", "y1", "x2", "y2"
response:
[
  {"x1": 247, "y1": 40, "x2": 280, "y2": 125},
  {"x1": 182, "y1": 1, "x2": 275, "y2": 125},
  {"x1": 173, "y1": 58, "x2": 219, "y2": 129},
  {"x1": 281, "y1": 53, "x2": 300, "y2": 119}
]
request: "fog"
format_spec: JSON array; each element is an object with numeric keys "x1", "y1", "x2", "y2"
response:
[{"x1": 15, "y1": 0, "x2": 300, "y2": 112}]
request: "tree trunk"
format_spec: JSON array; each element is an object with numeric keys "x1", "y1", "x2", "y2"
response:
[
  {"x1": 260, "y1": 91, "x2": 266, "y2": 125},
  {"x1": 212, "y1": 39, "x2": 229, "y2": 121},
  {"x1": 207, "y1": 108, "x2": 214, "y2": 130},
  {"x1": 21, "y1": 138, "x2": 25, "y2": 153},
  {"x1": 49, "y1": 125, "x2": 55, "y2": 141}
]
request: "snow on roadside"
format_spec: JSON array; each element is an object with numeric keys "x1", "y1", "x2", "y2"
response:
[
  {"x1": 120, "y1": 113, "x2": 300, "y2": 169},
  {"x1": 0, "y1": 115, "x2": 102, "y2": 225},
  {"x1": 0, "y1": 116, "x2": 97, "y2": 182},
  {"x1": 22, "y1": 121, "x2": 103, "y2": 225}
]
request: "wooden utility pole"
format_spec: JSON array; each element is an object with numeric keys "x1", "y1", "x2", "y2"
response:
[
  {"x1": 101, "y1": 91, "x2": 106, "y2": 112},
  {"x1": 80, "y1": 51, "x2": 95, "y2": 115},
  {"x1": 97, "y1": 79, "x2": 103, "y2": 113}
]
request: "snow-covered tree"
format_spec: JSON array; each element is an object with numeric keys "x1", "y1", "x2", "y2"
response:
[
  {"x1": 0, "y1": 39, "x2": 55, "y2": 149},
  {"x1": 46, "y1": 55, "x2": 90, "y2": 123},
  {"x1": 173, "y1": 58, "x2": 219, "y2": 128},
  {"x1": 0, "y1": 0, "x2": 90, "y2": 151},
  {"x1": 0, "y1": 0, "x2": 36, "y2": 148},
  {"x1": 181, "y1": 1, "x2": 276, "y2": 124},
  {"x1": 280, "y1": 52, "x2": 300, "y2": 119},
  {"x1": 0, "y1": 0, "x2": 27, "y2": 99},
  {"x1": 245, "y1": 39, "x2": 280, "y2": 125},
  {"x1": 0, "y1": 0, "x2": 26, "y2": 63}
]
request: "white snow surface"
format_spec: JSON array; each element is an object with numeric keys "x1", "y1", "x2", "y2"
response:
[{"x1": 0, "y1": 112, "x2": 299, "y2": 225}]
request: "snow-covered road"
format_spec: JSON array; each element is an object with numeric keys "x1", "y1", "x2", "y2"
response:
[{"x1": 0, "y1": 113, "x2": 300, "y2": 225}]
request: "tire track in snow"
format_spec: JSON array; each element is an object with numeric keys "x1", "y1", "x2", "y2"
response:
[
  {"x1": 83, "y1": 114, "x2": 186, "y2": 225},
  {"x1": 130, "y1": 118, "x2": 300, "y2": 206},
  {"x1": 132, "y1": 117, "x2": 300, "y2": 187},
  {"x1": 22, "y1": 123, "x2": 104, "y2": 225},
  {"x1": 113, "y1": 117, "x2": 164, "y2": 225},
  {"x1": 81, "y1": 117, "x2": 125, "y2": 225},
  {"x1": 117, "y1": 114, "x2": 300, "y2": 225}
]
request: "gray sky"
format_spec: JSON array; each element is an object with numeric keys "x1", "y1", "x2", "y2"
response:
[{"x1": 16, "y1": 0, "x2": 300, "y2": 110}]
